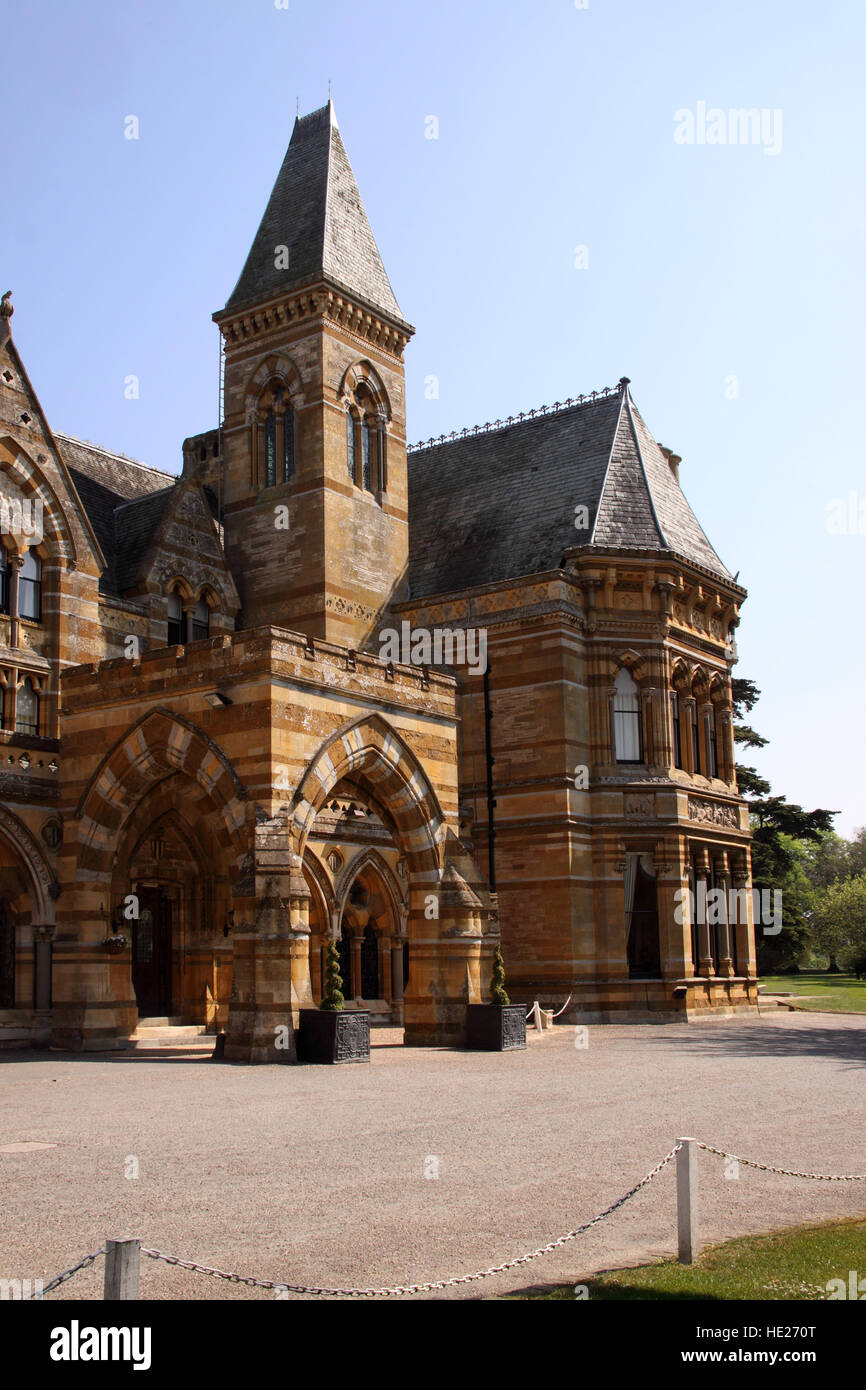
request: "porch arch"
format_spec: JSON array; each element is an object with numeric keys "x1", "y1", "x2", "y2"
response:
[
  {"x1": 75, "y1": 708, "x2": 248, "y2": 882},
  {"x1": 290, "y1": 714, "x2": 445, "y2": 880}
]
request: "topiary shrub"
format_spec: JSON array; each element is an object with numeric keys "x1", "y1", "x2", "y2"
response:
[
  {"x1": 320, "y1": 938, "x2": 345, "y2": 1012},
  {"x1": 490, "y1": 944, "x2": 510, "y2": 1006}
]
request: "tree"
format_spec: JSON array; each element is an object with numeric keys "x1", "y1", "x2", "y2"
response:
[
  {"x1": 731, "y1": 679, "x2": 836, "y2": 972},
  {"x1": 320, "y1": 938, "x2": 345, "y2": 1011},
  {"x1": 814, "y1": 875, "x2": 866, "y2": 973},
  {"x1": 489, "y1": 945, "x2": 510, "y2": 1006}
]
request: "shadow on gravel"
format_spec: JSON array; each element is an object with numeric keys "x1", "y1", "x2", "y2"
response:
[{"x1": 639, "y1": 1019, "x2": 866, "y2": 1066}]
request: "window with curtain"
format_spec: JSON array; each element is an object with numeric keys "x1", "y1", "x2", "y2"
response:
[
  {"x1": 671, "y1": 691, "x2": 683, "y2": 769},
  {"x1": 0, "y1": 549, "x2": 8, "y2": 615},
  {"x1": 613, "y1": 668, "x2": 641, "y2": 762},
  {"x1": 264, "y1": 410, "x2": 277, "y2": 488},
  {"x1": 167, "y1": 591, "x2": 185, "y2": 646},
  {"x1": 190, "y1": 599, "x2": 210, "y2": 642},
  {"x1": 19, "y1": 550, "x2": 41, "y2": 621},
  {"x1": 282, "y1": 405, "x2": 294, "y2": 482},
  {"x1": 16, "y1": 678, "x2": 38, "y2": 736},
  {"x1": 690, "y1": 701, "x2": 700, "y2": 773}
]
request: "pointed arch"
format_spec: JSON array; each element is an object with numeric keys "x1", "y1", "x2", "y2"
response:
[
  {"x1": 0, "y1": 804, "x2": 58, "y2": 923},
  {"x1": 75, "y1": 708, "x2": 248, "y2": 882},
  {"x1": 336, "y1": 846, "x2": 406, "y2": 921},
  {"x1": 0, "y1": 436, "x2": 77, "y2": 565},
  {"x1": 243, "y1": 352, "x2": 305, "y2": 417},
  {"x1": 338, "y1": 360, "x2": 391, "y2": 420},
  {"x1": 290, "y1": 714, "x2": 445, "y2": 880}
]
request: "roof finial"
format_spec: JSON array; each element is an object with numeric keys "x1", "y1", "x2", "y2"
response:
[
  {"x1": 328, "y1": 78, "x2": 332, "y2": 100},
  {"x1": 619, "y1": 376, "x2": 631, "y2": 392},
  {"x1": 0, "y1": 291, "x2": 12, "y2": 319},
  {"x1": 296, "y1": 95, "x2": 300, "y2": 118}
]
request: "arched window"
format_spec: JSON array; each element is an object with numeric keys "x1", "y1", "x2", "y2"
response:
[
  {"x1": 613, "y1": 668, "x2": 641, "y2": 763},
  {"x1": 264, "y1": 409, "x2": 277, "y2": 488},
  {"x1": 167, "y1": 590, "x2": 184, "y2": 646},
  {"x1": 19, "y1": 550, "x2": 41, "y2": 622},
  {"x1": 361, "y1": 418, "x2": 373, "y2": 492},
  {"x1": 670, "y1": 691, "x2": 683, "y2": 769},
  {"x1": 0, "y1": 549, "x2": 8, "y2": 616},
  {"x1": 690, "y1": 699, "x2": 700, "y2": 774},
  {"x1": 16, "y1": 678, "x2": 38, "y2": 736},
  {"x1": 282, "y1": 404, "x2": 294, "y2": 482},
  {"x1": 705, "y1": 709, "x2": 718, "y2": 779},
  {"x1": 191, "y1": 599, "x2": 210, "y2": 642},
  {"x1": 347, "y1": 408, "x2": 357, "y2": 482}
]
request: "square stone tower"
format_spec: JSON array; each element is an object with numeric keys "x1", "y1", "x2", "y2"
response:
[{"x1": 213, "y1": 102, "x2": 414, "y2": 648}]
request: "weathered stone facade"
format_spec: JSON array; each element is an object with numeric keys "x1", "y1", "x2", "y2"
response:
[{"x1": 0, "y1": 103, "x2": 756, "y2": 1055}]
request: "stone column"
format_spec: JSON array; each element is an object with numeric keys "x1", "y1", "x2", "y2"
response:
[
  {"x1": 694, "y1": 846, "x2": 714, "y2": 977},
  {"x1": 32, "y1": 924, "x2": 55, "y2": 1013},
  {"x1": 731, "y1": 851, "x2": 757, "y2": 979},
  {"x1": 8, "y1": 554, "x2": 22, "y2": 650},
  {"x1": 713, "y1": 852, "x2": 735, "y2": 977}
]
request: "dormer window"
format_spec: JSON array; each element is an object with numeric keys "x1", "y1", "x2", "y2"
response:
[
  {"x1": 167, "y1": 591, "x2": 184, "y2": 646},
  {"x1": 191, "y1": 599, "x2": 210, "y2": 642},
  {"x1": 19, "y1": 550, "x2": 41, "y2": 622}
]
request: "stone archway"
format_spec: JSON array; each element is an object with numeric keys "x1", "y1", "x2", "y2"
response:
[
  {"x1": 291, "y1": 714, "x2": 494, "y2": 1045},
  {"x1": 0, "y1": 806, "x2": 59, "y2": 1025},
  {"x1": 53, "y1": 709, "x2": 250, "y2": 1050}
]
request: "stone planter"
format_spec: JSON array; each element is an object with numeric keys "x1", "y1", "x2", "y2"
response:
[
  {"x1": 465, "y1": 1003, "x2": 526, "y2": 1051},
  {"x1": 297, "y1": 1009, "x2": 371, "y2": 1064}
]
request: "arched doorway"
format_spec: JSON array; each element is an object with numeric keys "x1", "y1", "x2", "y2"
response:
[
  {"x1": 626, "y1": 857, "x2": 662, "y2": 978},
  {"x1": 120, "y1": 804, "x2": 219, "y2": 1026}
]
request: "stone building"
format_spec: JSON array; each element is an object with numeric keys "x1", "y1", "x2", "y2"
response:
[{"x1": 0, "y1": 103, "x2": 756, "y2": 1058}]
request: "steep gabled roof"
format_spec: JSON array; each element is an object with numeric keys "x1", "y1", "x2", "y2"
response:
[
  {"x1": 406, "y1": 381, "x2": 732, "y2": 599},
  {"x1": 224, "y1": 101, "x2": 406, "y2": 323}
]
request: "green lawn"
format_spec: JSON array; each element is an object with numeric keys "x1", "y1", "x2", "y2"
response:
[
  {"x1": 759, "y1": 972, "x2": 866, "y2": 1013},
  {"x1": 504, "y1": 1218, "x2": 866, "y2": 1300}
]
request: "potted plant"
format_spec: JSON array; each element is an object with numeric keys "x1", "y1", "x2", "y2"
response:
[
  {"x1": 296, "y1": 938, "x2": 370, "y2": 1064},
  {"x1": 466, "y1": 945, "x2": 526, "y2": 1050}
]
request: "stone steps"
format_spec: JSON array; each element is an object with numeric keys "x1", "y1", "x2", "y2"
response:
[{"x1": 126, "y1": 1019, "x2": 212, "y2": 1050}]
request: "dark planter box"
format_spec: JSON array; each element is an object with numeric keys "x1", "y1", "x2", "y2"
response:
[
  {"x1": 465, "y1": 1003, "x2": 527, "y2": 1051},
  {"x1": 297, "y1": 1009, "x2": 371, "y2": 1064}
]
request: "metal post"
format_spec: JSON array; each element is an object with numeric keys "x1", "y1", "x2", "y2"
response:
[
  {"x1": 104, "y1": 1238, "x2": 140, "y2": 1300},
  {"x1": 676, "y1": 1138, "x2": 699, "y2": 1264}
]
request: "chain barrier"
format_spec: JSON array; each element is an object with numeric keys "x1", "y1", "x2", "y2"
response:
[
  {"x1": 28, "y1": 1140, "x2": 866, "y2": 1301},
  {"x1": 696, "y1": 1143, "x2": 866, "y2": 1183},
  {"x1": 25, "y1": 1248, "x2": 105, "y2": 1300},
  {"x1": 140, "y1": 1145, "x2": 682, "y2": 1298}
]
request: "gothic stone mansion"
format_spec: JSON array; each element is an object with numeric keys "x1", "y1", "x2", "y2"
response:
[{"x1": 0, "y1": 103, "x2": 757, "y2": 1060}]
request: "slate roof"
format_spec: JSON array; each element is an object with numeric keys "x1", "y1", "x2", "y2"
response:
[
  {"x1": 56, "y1": 434, "x2": 178, "y2": 597},
  {"x1": 406, "y1": 382, "x2": 732, "y2": 599},
  {"x1": 224, "y1": 102, "x2": 406, "y2": 323}
]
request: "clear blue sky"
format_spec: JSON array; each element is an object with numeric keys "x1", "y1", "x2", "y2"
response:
[{"x1": 2, "y1": 0, "x2": 863, "y2": 834}]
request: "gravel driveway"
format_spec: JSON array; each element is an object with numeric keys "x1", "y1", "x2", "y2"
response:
[{"x1": 2, "y1": 1009, "x2": 865, "y2": 1300}]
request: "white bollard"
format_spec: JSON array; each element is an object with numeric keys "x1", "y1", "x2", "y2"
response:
[
  {"x1": 104, "y1": 1238, "x2": 140, "y2": 1300},
  {"x1": 676, "y1": 1138, "x2": 700, "y2": 1264}
]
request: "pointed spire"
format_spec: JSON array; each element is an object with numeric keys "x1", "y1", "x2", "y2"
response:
[{"x1": 224, "y1": 103, "x2": 404, "y2": 323}]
